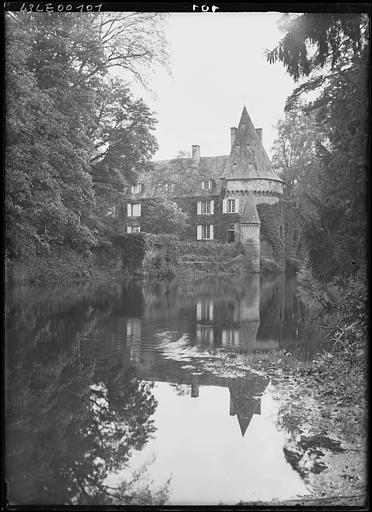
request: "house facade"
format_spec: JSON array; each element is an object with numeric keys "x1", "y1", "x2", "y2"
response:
[{"x1": 122, "y1": 107, "x2": 285, "y2": 271}]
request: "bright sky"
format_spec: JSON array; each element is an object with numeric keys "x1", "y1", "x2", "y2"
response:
[{"x1": 131, "y1": 12, "x2": 295, "y2": 160}]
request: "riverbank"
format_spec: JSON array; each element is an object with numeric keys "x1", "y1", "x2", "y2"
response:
[
  {"x1": 6, "y1": 234, "x2": 283, "y2": 286},
  {"x1": 191, "y1": 344, "x2": 367, "y2": 506}
]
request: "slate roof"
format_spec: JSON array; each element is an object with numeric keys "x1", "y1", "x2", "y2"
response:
[
  {"x1": 127, "y1": 107, "x2": 281, "y2": 200},
  {"x1": 224, "y1": 106, "x2": 277, "y2": 180},
  {"x1": 133, "y1": 155, "x2": 229, "y2": 199}
]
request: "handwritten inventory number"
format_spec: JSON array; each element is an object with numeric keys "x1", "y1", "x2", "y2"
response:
[{"x1": 20, "y1": 3, "x2": 102, "y2": 12}]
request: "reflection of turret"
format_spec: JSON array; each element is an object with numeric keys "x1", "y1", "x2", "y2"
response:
[
  {"x1": 239, "y1": 274, "x2": 260, "y2": 321},
  {"x1": 228, "y1": 375, "x2": 267, "y2": 436}
]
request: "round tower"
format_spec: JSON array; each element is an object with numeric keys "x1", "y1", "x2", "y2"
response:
[{"x1": 223, "y1": 107, "x2": 284, "y2": 271}]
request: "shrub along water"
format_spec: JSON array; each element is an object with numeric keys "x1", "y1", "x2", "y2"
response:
[{"x1": 111, "y1": 233, "x2": 260, "y2": 278}]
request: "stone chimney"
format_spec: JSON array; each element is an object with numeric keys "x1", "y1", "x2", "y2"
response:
[
  {"x1": 255, "y1": 128, "x2": 263, "y2": 144},
  {"x1": 230, "y1": 127, "x2": 237, "y2": 148},
  {"x1": 192, "y1": 144, "x2": 200, "y2": 165}
]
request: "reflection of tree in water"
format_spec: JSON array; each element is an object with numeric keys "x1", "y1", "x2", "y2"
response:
[
  {"x1": 170, "y1": 383, "x2": 190, "y2": 396},
  {"x1": 6, "y1": 340, "x2": 167, "y2": 505}
]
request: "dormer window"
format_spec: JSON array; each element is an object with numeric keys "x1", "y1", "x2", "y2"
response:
[
  {"x1": 131, "y1": 184, "x2": 142, "y2": 194},
  {"x1": 202, "y1": 179, "x2": 211, "y2": 190}
]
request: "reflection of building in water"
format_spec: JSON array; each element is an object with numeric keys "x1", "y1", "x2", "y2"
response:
[
  {"x1": 122, "y1": 312, "x2": 269, "y2": 437},
  {"x1": 196, "y1": 299, "x2": 214, "y2": 345},
  {"x1": 190, "y1": 373, "x2": 265, "y2": 436},
  {"x1": 229, "y1": 379, "x2": 262, "y2": 436},
  {"x1": 137, "y1": 362, "x2": 268, "y2": 437},
  {"x1": 193, "y1": 274, "x2": 267, "y2": 352},
  {"x1": 126, "y1": 319, "x2": 142, "y2": 364}
]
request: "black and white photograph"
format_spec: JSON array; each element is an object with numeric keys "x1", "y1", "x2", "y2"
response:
[{"x1": 4, "y1": 2, "x2": 369, "y2": 507}]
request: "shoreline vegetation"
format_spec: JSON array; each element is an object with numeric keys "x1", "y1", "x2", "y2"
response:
[{"x1": 6, "y1": 233, "x2": 285, "y2": 286}]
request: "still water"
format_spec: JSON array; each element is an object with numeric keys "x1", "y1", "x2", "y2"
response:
[{"x1": 5, "y1": 274, "x2": 323, "y2": 505}]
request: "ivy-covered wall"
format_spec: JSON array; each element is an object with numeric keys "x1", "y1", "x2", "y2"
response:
[
  {"x1": 126, "y1": 195, "x2": 242, "y2": 243},
  {"x1": 120, "y1": 196, "x2": 286, "y2": 271},
  {"x1": 257, "y1": 201, "x2": 285, "y2": 271}
]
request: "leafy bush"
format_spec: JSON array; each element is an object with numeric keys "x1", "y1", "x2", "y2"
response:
[{"x1": 112, "y1": 233, "x2": 148, "y2": 272}]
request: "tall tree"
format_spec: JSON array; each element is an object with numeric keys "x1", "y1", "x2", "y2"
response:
[
  {"x1": 268, "y1": 12, "x2": 369, "y2": 280},
  {"x1": 141, "y1": 198, "x2": 189, "y2": 235},
  {"x1": 5, "y1": 12, "x2": 169, "y2": 258}
]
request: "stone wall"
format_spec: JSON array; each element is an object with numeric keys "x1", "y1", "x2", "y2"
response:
[{"x1": 226, "y1": 178, "x2": 283, "y2": 196}]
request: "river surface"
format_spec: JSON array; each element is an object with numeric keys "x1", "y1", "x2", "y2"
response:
[{"x1": 5, "y1": 274, "x2": 325, "y2": 505}]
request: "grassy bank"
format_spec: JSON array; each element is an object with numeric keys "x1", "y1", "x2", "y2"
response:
[
  {"x1": 242, "y1": 271, "x2": 366, "y2": 503},
  {"x1": 6, "y1": 234, "x2": 287, "y2": 286}
]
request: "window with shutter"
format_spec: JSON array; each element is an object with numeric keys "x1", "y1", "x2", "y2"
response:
[
  {"x1": 132, "y1": 203, "x2": 141, "y2": 217},
  {"x1": 202, "y1": 225, "x2": 210, "y2": 239},
  {"x1": 197, "y1": 201, "x2": 202, "y2": 215},
  {"x1": 228, "y1": 199, "x2": 236, "y2": 213},
  {"x1": 127, "y1": 203, "x2": 132, "y2": 217},
  {"x1": 210, "y1": 200, "x2": 214, "y2": 214},
  {"x1": 197, "y1": 225, "x2": 202, "y2": 240},
  {"x1": 126, "y1": 226, "x2": 132, "y2": 233},
  {"x1": 203, "y1": 201, "x2": 210, "y2": 214}
]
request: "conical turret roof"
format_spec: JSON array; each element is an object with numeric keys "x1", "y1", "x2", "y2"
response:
[
  {"x1": 224, "y1": 106, "x2": 278, "y2": 180},
  {"x1": 237, "y1": 412, "x2": 254, "y2": 437}
]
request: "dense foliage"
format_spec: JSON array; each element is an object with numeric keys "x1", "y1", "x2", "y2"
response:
[
  {"x1": 5, "y1": 12, "x2": 168, "y2": 259},
  {"x1": 141, "y1": 198, "x2": 189, "y2": 235},
  {"x1": 269, "y1": 12, "x2": 369, "y2": 281}
]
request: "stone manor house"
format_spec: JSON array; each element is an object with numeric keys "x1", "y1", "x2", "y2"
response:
[{"x1": 122, "y1": 107, "x2": 288, "y2": 271}]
